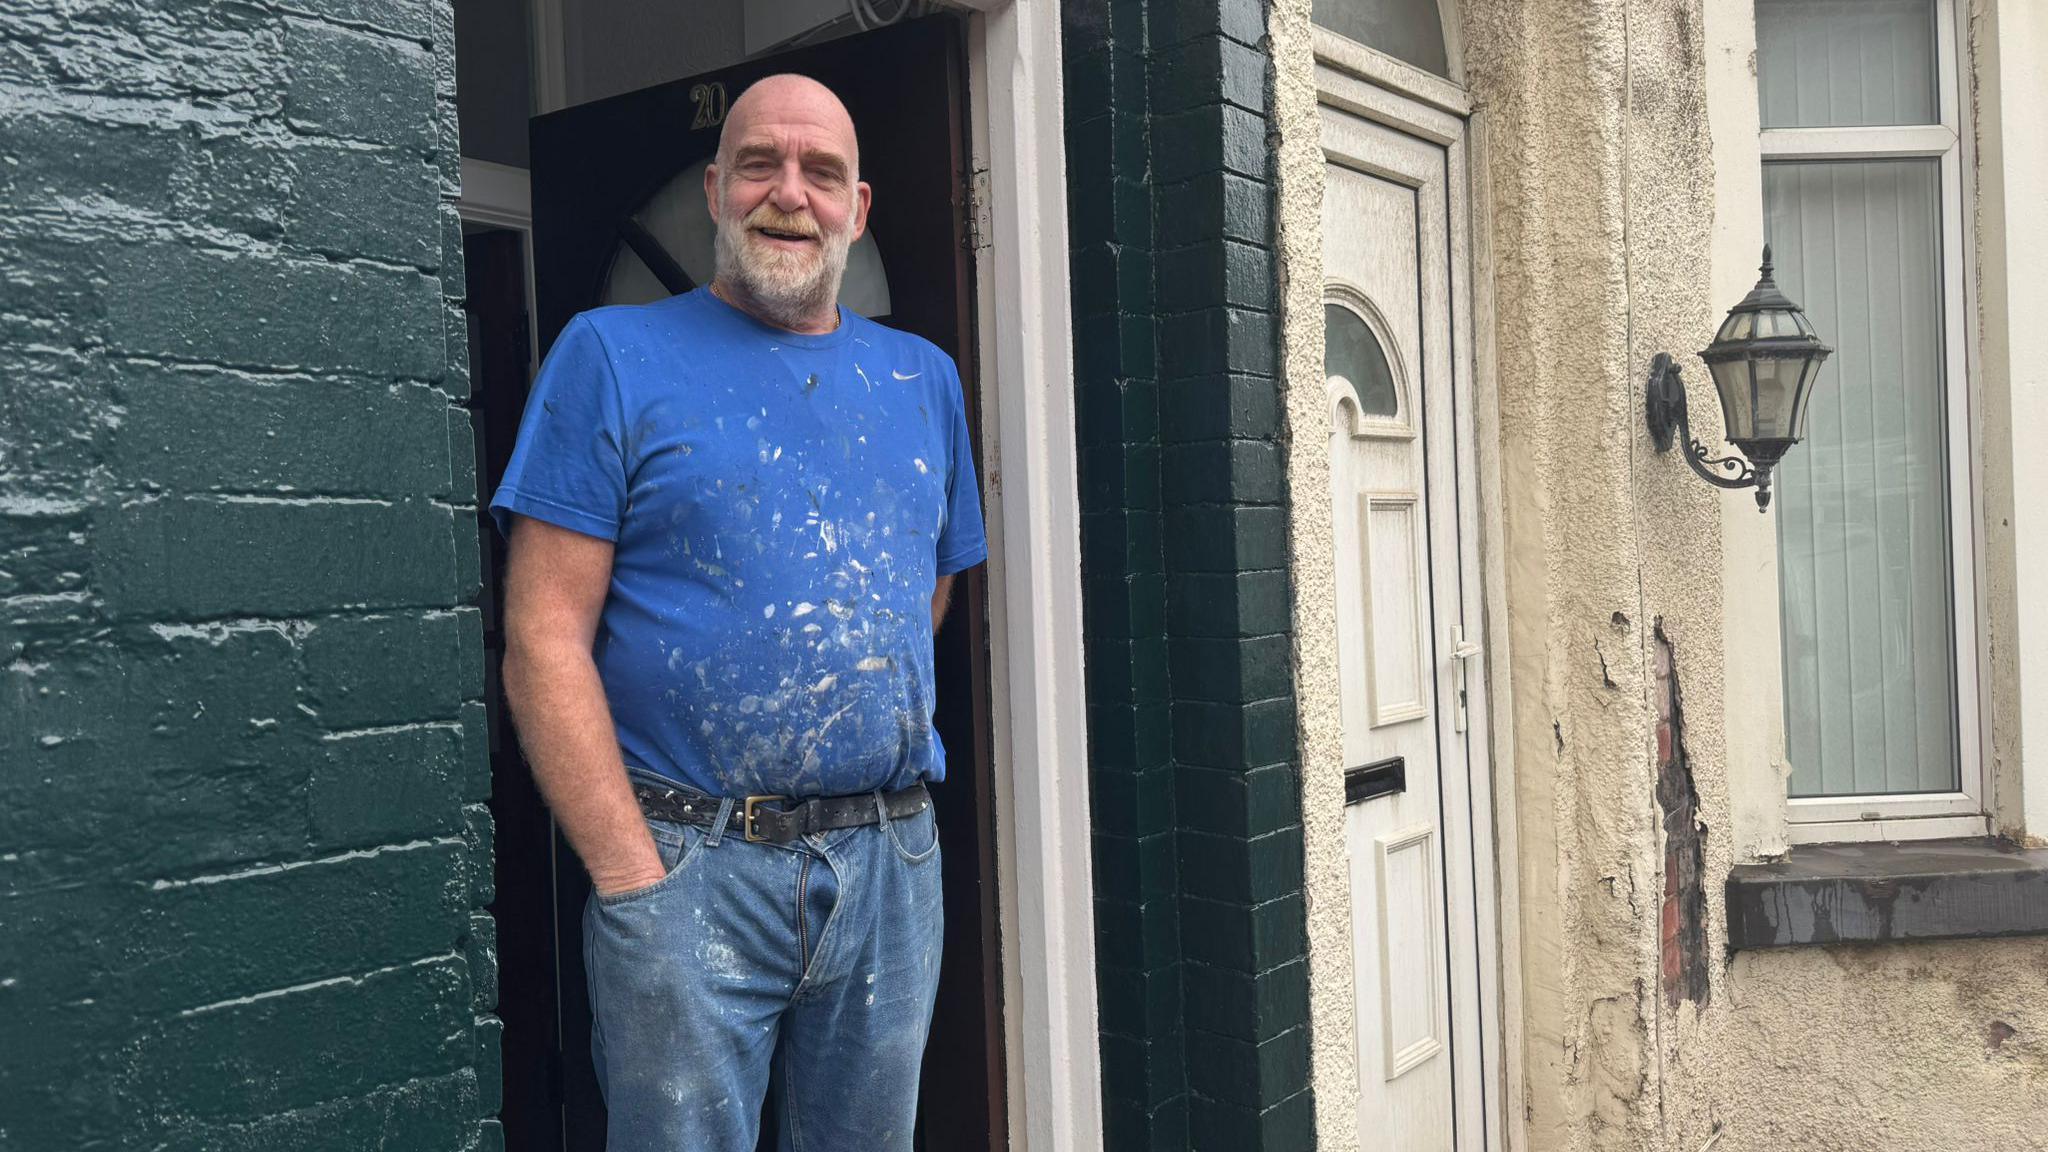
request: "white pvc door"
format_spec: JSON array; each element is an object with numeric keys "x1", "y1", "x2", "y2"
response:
[{"x1": 1321, "y1": 71, "x2": 1492, "y2": 1151}]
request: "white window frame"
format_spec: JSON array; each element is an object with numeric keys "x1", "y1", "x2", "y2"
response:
[{"x1": 1760, "y1": 0, "x2": 1989, "y2": 842}]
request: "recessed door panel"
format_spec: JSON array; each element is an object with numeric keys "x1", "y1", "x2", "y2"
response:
[{"x1": 1376, "y1": 824, "x2": 1444, "y2": 1078}]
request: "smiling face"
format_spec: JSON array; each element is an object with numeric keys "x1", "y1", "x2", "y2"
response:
[{"x1": 705, "y1": 75, "x2": 871, "y2": 333}]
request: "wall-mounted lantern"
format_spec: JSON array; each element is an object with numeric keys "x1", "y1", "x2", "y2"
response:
[{"x1": 1645, "y1": 245, "x2": 1833, "y2": 511}]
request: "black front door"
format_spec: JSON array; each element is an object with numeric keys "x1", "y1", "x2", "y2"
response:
[{"x1": 508, "y1": 16, "x2": 1002, "y2": 1150}]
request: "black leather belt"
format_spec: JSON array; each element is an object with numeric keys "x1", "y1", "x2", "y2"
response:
[{"x1": 631, "y1": 779, "x2": 931, "y2": 845}]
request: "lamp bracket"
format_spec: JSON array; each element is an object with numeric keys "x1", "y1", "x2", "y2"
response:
[{"x1": 1645, "y1": 353, "x2": 1773, "y2": 511}]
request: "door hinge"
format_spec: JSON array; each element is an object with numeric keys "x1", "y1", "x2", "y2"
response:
[{"x1": 965, "y1": 166, "x2": 992, "y2": 252}]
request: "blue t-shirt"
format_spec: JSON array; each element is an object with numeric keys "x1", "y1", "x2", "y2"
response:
[{"x1": 489, "y1": 288, "x2": 987, "y2": 798}]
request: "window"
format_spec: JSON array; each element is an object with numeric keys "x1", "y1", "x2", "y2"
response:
[
  {"x1": 1312, "y1": 0, "x2": 1451, "y2": 79},
  {"x1": 1756, "y1": 0, "x2": 1982, "y2": 838}
]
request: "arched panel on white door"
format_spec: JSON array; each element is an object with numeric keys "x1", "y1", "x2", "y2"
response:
[{"x1": 1326, "y1": 282, "x2": 1415, "y2": 440}]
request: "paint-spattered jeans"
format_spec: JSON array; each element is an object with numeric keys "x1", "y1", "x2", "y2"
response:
[{"x1": 583, "y1": 772, "x2": 944, "y2": 1151}]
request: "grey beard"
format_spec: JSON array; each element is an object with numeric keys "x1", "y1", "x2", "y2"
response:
[{"x1": 712, "y1": 214, "x2": 851, "y2": 329}]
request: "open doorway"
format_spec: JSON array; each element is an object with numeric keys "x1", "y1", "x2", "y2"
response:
[{"x1": 454, "y1": 6, "x2": 1005, "y2": 1150}]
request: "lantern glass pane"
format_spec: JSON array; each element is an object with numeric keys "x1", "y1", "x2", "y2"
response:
[
  {"x1": 1786, "y1": 353, "x2": 1826, "y2": 441},
  {"x1": 1748, "y1": 356, "x2": 1805, "y2": 439},
  {"x1": 1765, "y1": 157, "x2": 1957, "y2": 797},
  {"x1": 1707, "y1": 357, "x2": 1756, "y2": 441},
  {"x1": 1722, "y1": 311, "x2": 1755, "y2": 341}
]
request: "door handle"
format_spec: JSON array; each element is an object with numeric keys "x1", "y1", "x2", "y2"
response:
[{"x1": 1450, "y1": 625, "x2": 1482, "y2": 732}]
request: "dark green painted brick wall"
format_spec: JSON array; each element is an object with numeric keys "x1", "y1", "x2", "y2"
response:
[
  {"x1": 0, "y1": 3, "x2": 498, "y2": 1148},
  {"x1": 1064, "y1": 1, "x2": 1316, "y2": 1148}
]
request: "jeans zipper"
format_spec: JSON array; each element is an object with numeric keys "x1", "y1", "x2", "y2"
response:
[{"x1": 796, "y1": 855, "x2": 812, "y2": 973}]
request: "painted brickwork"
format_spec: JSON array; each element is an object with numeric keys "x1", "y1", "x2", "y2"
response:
[
  {"x1": 1063, "y1": 1, "x2": 1316, "y2": 1147},
  {"x1": 0, "y1": 3, "x2": 499, "y2": 1148}
]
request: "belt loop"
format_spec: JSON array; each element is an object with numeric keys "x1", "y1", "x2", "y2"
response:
[
  {"x1": 706, "y1": 796, "x2": 736, "y2": 847},
  {"x1": 872, "y1": 790, "x2": 892, "y2": 831}
]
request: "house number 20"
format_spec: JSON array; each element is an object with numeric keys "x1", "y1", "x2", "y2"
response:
[{"x1": 691, "y1": 82, "x2": 728, "y2": 130}]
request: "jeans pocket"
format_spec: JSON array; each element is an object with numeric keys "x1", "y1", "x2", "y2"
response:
[
  {"x1": 595, "y1": 819, "x2": 702, "y2": 908},
  {"x1": 882, "y1": 802, "x2": 940, "y2": 864}
]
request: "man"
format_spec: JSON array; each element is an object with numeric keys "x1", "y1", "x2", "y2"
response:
[{"x1": 490, "y1": 74, "x2": 985, "y2": 1150}]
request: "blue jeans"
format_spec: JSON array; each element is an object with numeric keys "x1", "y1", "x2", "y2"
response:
[{"x1": 583, "y1": 774, "x2": 944, "y2": 1151}]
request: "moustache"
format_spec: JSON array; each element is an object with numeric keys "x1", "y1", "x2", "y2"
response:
[{"x1": 744, "y1": 205, "x2": 823, "y2": 240}]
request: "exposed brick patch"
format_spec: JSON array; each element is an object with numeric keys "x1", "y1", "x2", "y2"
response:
[{"x1": 1654, "y1": 621, "x2": 1710, "y2": 1010}]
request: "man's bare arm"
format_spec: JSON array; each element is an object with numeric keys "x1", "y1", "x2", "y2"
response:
[
  {"x1": 500, "y1": 516, "x2": 666, "y2": 897},
  {"x1": 931, "y1": 573, "x2": 955, "y2": 632}
]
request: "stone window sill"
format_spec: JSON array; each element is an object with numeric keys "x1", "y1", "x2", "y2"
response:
[{"x1": 1725, "y1": 837, "x2": 2048, "y2": 950}]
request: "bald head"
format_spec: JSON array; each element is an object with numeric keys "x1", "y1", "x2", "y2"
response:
[{"x1": 716, "y1": 74, "x2": 860, "y2": 178}]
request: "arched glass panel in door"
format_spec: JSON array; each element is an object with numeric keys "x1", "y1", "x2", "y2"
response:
[
  {"x1": 1325, "y1": 300, "x2": 1400, "y2": 419},
  {"x1": 1312, "y1": 0, "x2": 1451, "y2": 78}
]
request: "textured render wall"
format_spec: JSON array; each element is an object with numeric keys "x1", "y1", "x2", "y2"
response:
[
  {"x1": 1263, "y1": 3, "x2": 1361, "y2": 1151},
  {"x1": 1669, "y1": 942, "x2": 2048, "y2": 1149},
  {"x1": 1452, "y1": 0, "x2": 1691, "y2": 1146},
  {"x1": 1443, "y1": 0, "x2": 2048, "y2": 1149},
  {"x1": 0, "y1": 3, "x2": 498, "y2": 1148},
  {"x1": 1647, "y1": 2, "x2": 2048, "y2": 1150}
]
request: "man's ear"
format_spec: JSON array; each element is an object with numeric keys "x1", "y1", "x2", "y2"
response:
[
  {"x1": 851, "y1": 180, "x2": 872, "y2": 242},
  {"x1": 704, "y1": 163, "x2": 721, "y2": 218}
]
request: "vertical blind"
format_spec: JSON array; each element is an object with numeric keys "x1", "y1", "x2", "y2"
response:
[
  {"x1": 1756, "y1": 0, "x2": 1937, "y2": 129},
  {"x1": 1765, "y1": 160, "x2": 1959, "y2": 797}
]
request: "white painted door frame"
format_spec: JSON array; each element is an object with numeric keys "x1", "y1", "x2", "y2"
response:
[
  {"x1": 953, "y1": 5, "x2": 1105, "y2": 1148},
  {"x1": 519, "y1": 3, "x2": 1103, "y2": 1148}
]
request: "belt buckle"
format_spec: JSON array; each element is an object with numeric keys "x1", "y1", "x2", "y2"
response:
[{"x1": 742, "y1": 795, "x2": 787, "y2": 843}]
